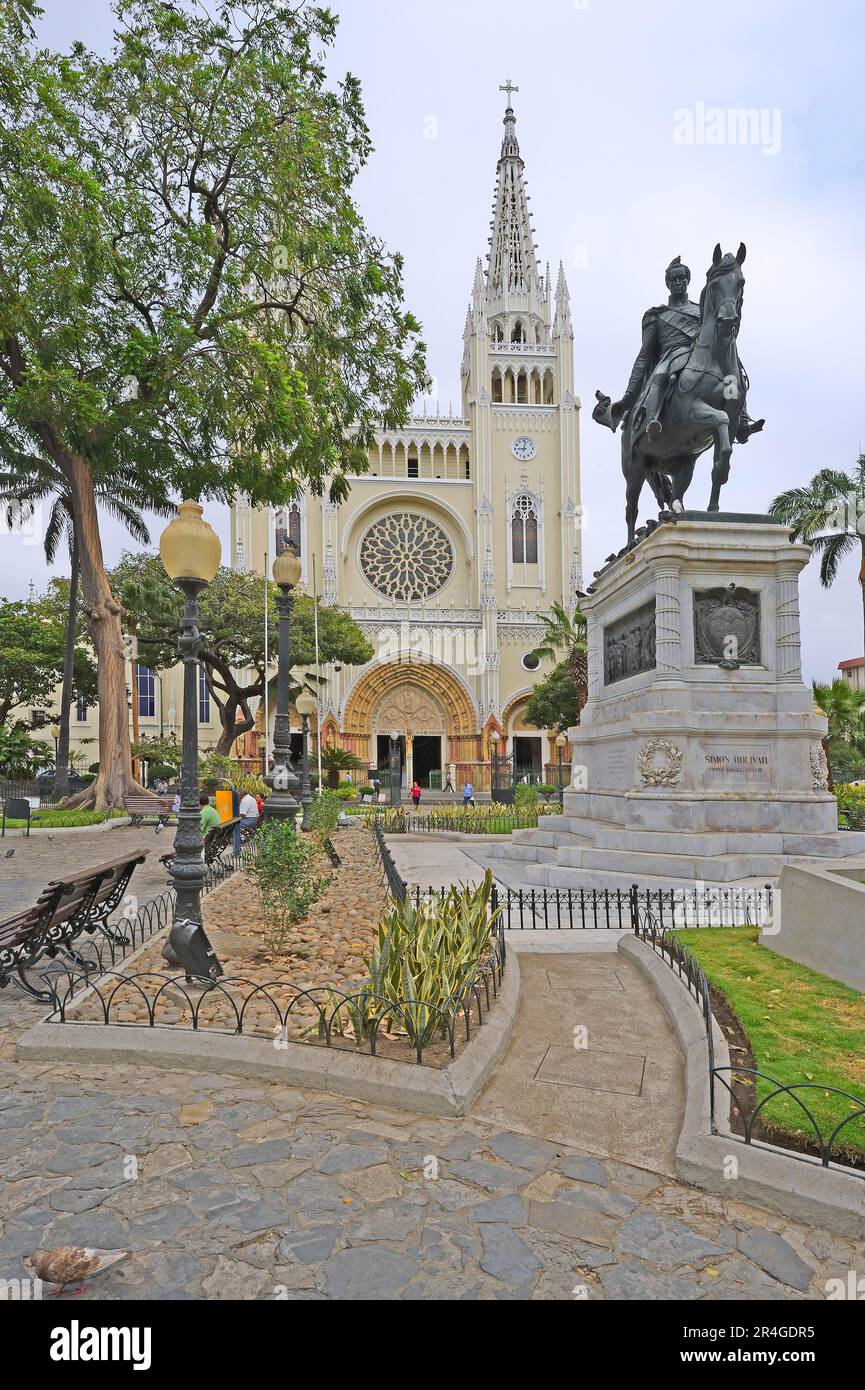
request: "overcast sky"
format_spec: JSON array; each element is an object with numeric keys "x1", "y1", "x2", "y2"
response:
[{"x1": 3, "y1": 0, "x2": 863, "y2": 679}]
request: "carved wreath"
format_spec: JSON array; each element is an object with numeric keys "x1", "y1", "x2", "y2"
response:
[{"x1": 636, "y1": 738, "x2": 684, "y2": 787}]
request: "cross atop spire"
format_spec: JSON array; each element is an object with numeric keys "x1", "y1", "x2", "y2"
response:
[{"x1": 499, "y1": 79, "x2": 519, "y2": 107}]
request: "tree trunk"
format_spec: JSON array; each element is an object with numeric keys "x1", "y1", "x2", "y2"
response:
[
  {"x1": 54, "y1": 534, "x2": 79, "y2": 799},
  {"x1": 214, "y1": 694, "x2": 255, "y2": 756},
  {"x1": 823, "y1": 735, "x2": 834, "y2": 795},
  {"x1": 61, "y1": 455, "x2": 143, "y2": 810}
]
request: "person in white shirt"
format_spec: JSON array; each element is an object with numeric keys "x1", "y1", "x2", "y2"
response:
[{"x1": 238, "y1": 792, "x2": 260, "y2": 827}]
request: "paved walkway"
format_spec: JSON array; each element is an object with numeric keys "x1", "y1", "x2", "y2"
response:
[
  {"x1": 1, "y1": 830, "x2": 863, "y2": 1299},
  {"x1": 0, "y1": 822, "x2": 172, "y2": 918}
]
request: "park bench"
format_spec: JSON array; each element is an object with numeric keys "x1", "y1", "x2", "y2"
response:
[
  {"x1": 0, "y1": 849, "x2": 148, "y2": 1001},
  {"x1": 159, "y1": 816, "x2": 242, "y2": 869},
  {"x1": 124, "y1": 793, "x2": 173, "y2": 830}
]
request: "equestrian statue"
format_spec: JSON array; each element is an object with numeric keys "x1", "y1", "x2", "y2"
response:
[{"x1": 593, "y1": 245, "x2": 765, "y2": 544}]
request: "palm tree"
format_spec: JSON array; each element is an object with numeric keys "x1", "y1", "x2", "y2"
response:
[
  {"x1": 529, "y1": 602, "x2": 589, "y2": 720},
  {"x1": 812, "y1": 678, "x2": 865, "y2": 791},
  {"x1": 770, "y1": 457, "x2": 865, "y2": 655},
  {"x1": 320, "y1": 745, "x2": 365, "y2": 789},
  {"x1": 0, "y1": 461, "x2": 157, "y2": 797}
]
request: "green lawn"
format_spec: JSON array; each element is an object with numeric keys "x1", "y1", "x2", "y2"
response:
[
  {"x1": 675, "y1": 927, "x2": 865, "y2": 1163},
  {"x1": 1, "y1": 809, "x2": 126, "y2": 829}
]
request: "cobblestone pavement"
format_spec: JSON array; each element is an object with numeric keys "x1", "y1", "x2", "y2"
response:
[
  {"x1": 0, "y1": 822, "x2": 172, "y2": 917},
  {"x1": 2, "y1": 832, "x2": 863, "y2": 1301},
  {"x1": 2, "y1": 993, "x2": 863, "y2": 1300}
]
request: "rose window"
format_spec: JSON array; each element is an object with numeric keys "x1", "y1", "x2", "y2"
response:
[{"x1": 360, "y1": 512, "x2": 454, "y2": 602}]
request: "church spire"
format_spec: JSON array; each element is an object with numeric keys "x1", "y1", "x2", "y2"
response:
[
  {"x1": 554, "y1": 261, "x2": 572, "y2": 338},
  {"x1": 487, "y1": 88, "x2": 541, "y2": 302}
]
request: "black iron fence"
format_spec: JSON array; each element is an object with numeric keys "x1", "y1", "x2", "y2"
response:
[
  {"x1": 634, "y1": 906, "x2": 865, "y2": 1177},
  {"x1": 372, "y1": 819, "x2": 407, "y2": 902},
  {"x1": 403, "y1": 882, "x2": 774, "y2": 932},
  {"x1": 375, "y1": 808, "x2": 560, "y2": 836},
  {"x1": 0, "y1": 779, "x2": 64, "y2": 807}
]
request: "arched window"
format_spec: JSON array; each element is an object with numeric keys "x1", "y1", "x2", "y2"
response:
[
  {"x1": 511, "y1": 492, "x2": 538, "y2": 564},
  {"x1": 275, "y1": 501, "x2": 303, "y2": 558},
  {"x1": 511, "y1": 319, "x2": 526, "y2": 343},
  {"x1": 491, "y1": 367, "x2": 503, "y2": 403}
]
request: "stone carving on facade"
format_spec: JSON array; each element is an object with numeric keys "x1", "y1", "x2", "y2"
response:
[
  {"x1": 694, "y1": 584, "x2": 761, "y2": 669},
  {"x1": 810, "y1": 743, "x2": 829, "y2": 792},
  {"x1": 377, "y1": 689, "x2": 443, "y2": 734},
  {"x1": 636, "y1": 737, "x2": 684, "y2": 788},
  {"x1": 604, "y1": 601, "x2": 656, "y2": 685}
]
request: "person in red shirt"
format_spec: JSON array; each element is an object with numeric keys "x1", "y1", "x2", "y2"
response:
[{"x1": 411, "y1": 781, "x2": 421, "y2": 808}]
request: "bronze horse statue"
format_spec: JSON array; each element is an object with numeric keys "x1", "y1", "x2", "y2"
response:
[{"x1": 595, "y1": 244, "x2": 764, "y2": 544}]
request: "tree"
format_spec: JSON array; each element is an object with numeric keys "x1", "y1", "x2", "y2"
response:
[
  {"x1": 0, "y1": 724, "x2": 55, "y2": 779},
  {"x1": 0, "y1": 461, "x2": 158, "y2": 795},
  {"x1": 114, "y1": 551, "x2": 375, "y2": 755},
  {"x1": 0, "y1": 0, "x2": 426, "y2": 809},
  {"x1": 812, "y1": 678, "x2": 865, "y2": 791},
  {"x1": 770, "y1": 457, "x2": 865, "y2": 656},
  {"x1": 528, "y1": 603, "x2": 589, "y2": 722},
  {"x1": 319, "y1": 746, "x2": 365, "y2": 789},
  {"x1": 0, "y1": 596, "x2": 93, "y2": 726},
  {"x1": 525, "y1": 660, "x2": 581, "y2": 734}
]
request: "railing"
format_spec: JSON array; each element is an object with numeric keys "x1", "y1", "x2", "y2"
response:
[
  {"x1": 0, "y1": 779, "x2": 64, "y2": 806},
  {"x1": 396, "y1": 881, "x2": 773, "y2": 932},
  {"x1": 374, "y1": 808, "x2": 559, "y2": 836},
  {"x1": 372, "y1": 819, "x2": 407, "y2": 902},
  {"x1": 634, "y1": 899, "x2": 865, "y2": 1177},
  {"x1": 27, "y1": 844, "x2": 255, "y2": 997},
  {"x1": 46, "y1": 829, "x2": 507, "y2": 1069}
]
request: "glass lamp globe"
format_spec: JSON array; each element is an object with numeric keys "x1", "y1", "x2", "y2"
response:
[
  {"x1": 159, "y1": 501, "x2": 221, "y2": 583},
  {"x1": 556, "y1": 732, "x2": 568, "y2": 748},
  {"x1": 295, "y1": 690, "x2": 317, "y2": 718},
  {"x1": 273, "y1": 545, "x2": 302, "y2": 589}
]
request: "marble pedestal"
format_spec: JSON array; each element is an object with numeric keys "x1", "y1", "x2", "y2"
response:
[{"x1": 493, "y1": 514, "x2": 865, "y2": 891}]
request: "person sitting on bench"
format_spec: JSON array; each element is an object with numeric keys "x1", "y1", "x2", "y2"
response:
[{"x1": 200, "y1": 794, "x2": 221, "y2": 834}]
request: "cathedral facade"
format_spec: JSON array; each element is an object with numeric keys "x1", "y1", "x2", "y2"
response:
[{"x1": 231, "y1": 100, "x2": 582, "y2": 790}]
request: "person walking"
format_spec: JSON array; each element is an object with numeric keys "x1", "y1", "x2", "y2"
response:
[
  {"x1": 462, "y1": 781, "x2": 475, "y2": 808},
  {"x1": 411, "y1": 780, "x2": 422, "y2": 809},
  {"x1": 444, "y1": 762, "x2": 456, "y2": 794}
]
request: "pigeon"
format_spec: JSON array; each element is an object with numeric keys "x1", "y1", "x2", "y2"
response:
[
  {"x1": 4, "y1": 848, "x2": 13, "y2": 858},
  {"x1": 24, "y1": 1247, "x2": 129, "y2": 1295}
]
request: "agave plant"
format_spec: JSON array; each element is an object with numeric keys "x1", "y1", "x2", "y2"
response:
[{"x1": 325, "y1": 872, "x2": 501, "y2": 1052}]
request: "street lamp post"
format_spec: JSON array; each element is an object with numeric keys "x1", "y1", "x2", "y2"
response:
[
  {"x1": 295, "y1": 689, "x2": 316, "y2": 832},
  {"x1": 490, "y1": 728, "x2": 500, "y2": 801},
  {"x1": 389, "y1": 728, "x2": 401, "y2": 806},
  {"x1": 556, "y1": 731, "x2": 568, "y2": 806},
  {"x1": 264, "y1": 546, "x2": 302, "y2": 826},
  {"x1": 159, "y1": 501, "x2": 223, "y2": 980},
  {"x1": 50, "y1": 723, "x2": 60, "y2": 765}
]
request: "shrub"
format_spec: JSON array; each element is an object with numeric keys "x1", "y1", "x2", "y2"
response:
[
  {"x1": 237, "y1": 773, "x2": 268, "y2": 799},
  {"x1": 836, "y1": 783, "x2": 865, "y2": 830},
  {"x1": 358, "y1": 784, "x2": 375, "y2": 798},
  {"x1": 326, "y1": 871, "x2": 501, "y2": 1050},
  {"x1": 514, "y1": 782, "x2": 538, "y2": 808},
  {"x1": 309, "y1": 788, "x2": 340, "y2": 833},
  {"x1": 248, "y1": 820, "x2": 331, "y2": 954},
  {"x1": 335, "y1": 782, "x2": 357, "y2": 800}
]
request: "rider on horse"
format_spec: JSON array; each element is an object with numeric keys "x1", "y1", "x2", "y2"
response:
[{"x1": 597, "y1": 256, "x2": 763, "y2": 447}]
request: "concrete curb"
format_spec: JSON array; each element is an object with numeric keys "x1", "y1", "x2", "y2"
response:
[
  {"x1": 16, "y1": 952, "x2": 520, "y2": 1118},
  {"x1": 619, "y1": 934, "x2": 865, "y2": 1239}
]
